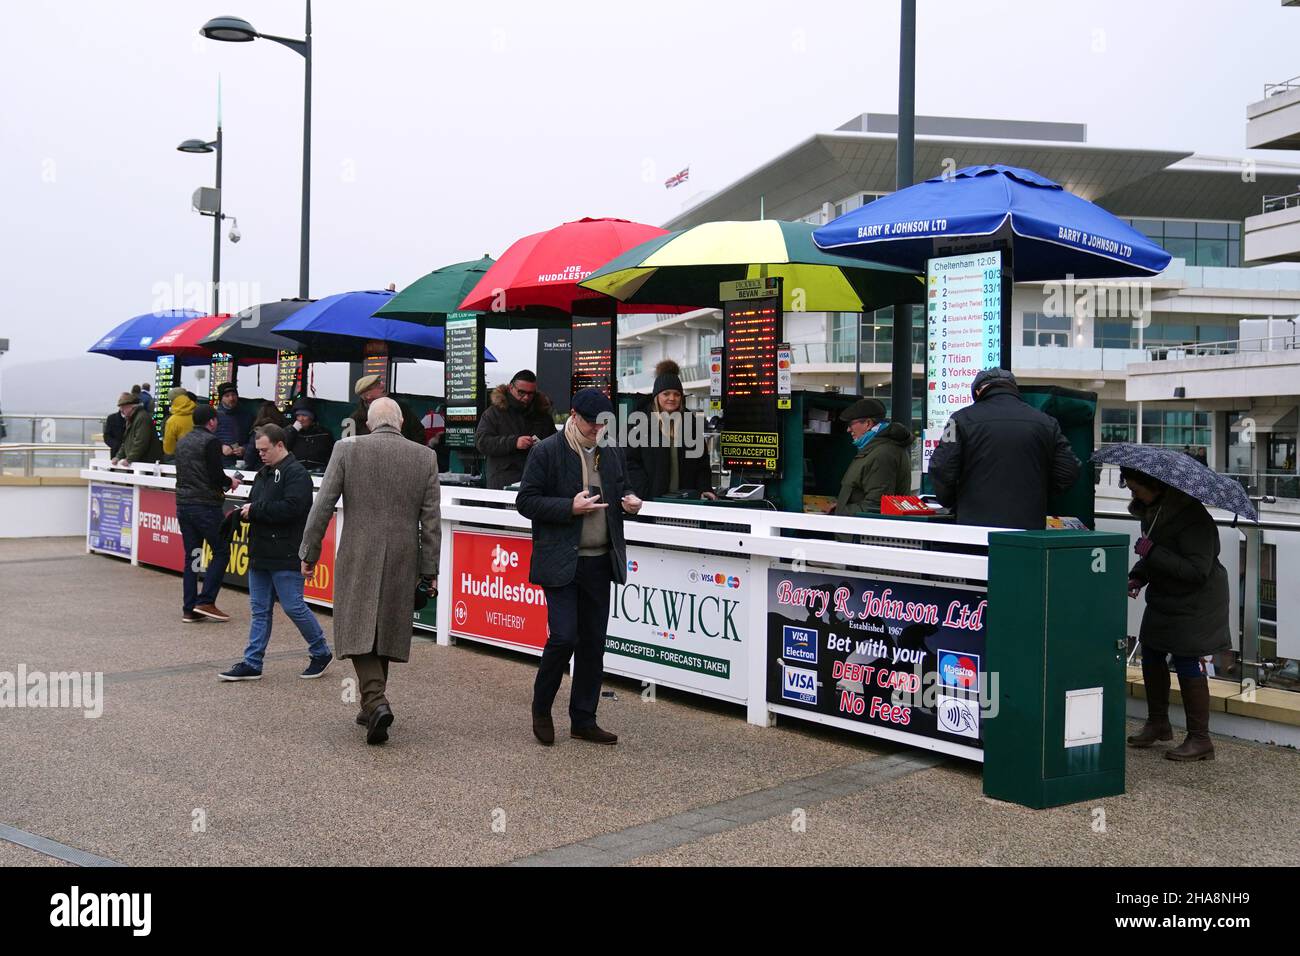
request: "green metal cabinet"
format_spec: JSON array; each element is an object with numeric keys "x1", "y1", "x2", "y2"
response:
[{"x1": 983, "y1": 530, "x2": 1129, "y2": 808}]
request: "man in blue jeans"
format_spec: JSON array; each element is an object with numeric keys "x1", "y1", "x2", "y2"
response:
[
  {"x1": 219, "y1": 424, "x2": 332, "y2": 681},
  {"x1": 175, "y1": 404, "x2": 240, "y2": 623}
]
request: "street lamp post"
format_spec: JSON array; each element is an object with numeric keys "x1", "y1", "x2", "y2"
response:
[
  {"x1": 178, "y1": 126, "x2": 224, "y2": 315},
  {"x1": 201, "y1": 1, "x2": 312, "y2": 300}
]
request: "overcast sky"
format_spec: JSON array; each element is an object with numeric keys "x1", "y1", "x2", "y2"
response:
[{"x1": 3, "y1": 0, "x2": 1300, "y2": 409}]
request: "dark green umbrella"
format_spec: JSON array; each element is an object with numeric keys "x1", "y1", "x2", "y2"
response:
[{"x1": 372, "y1": 255, "x2": 495, "y2": 326}]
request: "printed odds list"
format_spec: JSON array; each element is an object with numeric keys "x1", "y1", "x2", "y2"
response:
[{"x1": 923, "y1": 250, "x2": 1002, "y2": 471}]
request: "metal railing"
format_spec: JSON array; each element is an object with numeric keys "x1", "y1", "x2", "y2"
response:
[
  {"x1": 1, "y1": 443, "x2": 102, "y2": 478},
  {"x1": 1262, "y1": 191, "x2": 1300, "y2": 214},
  {"x1": 1096, "y1": 462, "x2": 1299, "y2": 503},
  {"x1": 1142, "y1": 334, "x2": 1300, "y2": 361},
  {"x1": 0, "y1": 414, "x2": 106, "y2": 445},
  {"x1": 1264, "y1": 74, "x2": 1300, "y2": 97}
]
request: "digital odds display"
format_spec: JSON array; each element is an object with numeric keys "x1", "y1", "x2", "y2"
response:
[
  {"x1": 923, "y1": 250, "x2": 1003, "y2": 472},
  {"x1": 720, "y1": 292, "x2": 782, "y2": 473},
  {"x1": 275, "y1": 350, "x2": 305, "y2": 408},
  {"x1": 444, "y1": 313, "x2": 482, "y2": 448},
  {"x1": 152, "y1": 354, "x2": 177, "y2": 437},
  {"x1": 570, "y1": 316, "x2": 614, "y2": 397}
]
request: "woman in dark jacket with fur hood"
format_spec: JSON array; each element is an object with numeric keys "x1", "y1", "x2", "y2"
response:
[{"x1": 1123, "y1": 467, "x2": 1231, "y2": 762}]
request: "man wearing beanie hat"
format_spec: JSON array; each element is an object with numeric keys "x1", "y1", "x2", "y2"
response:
[
  {"x1": 833, "y1": 397, "x2": 914, "y2": 515},
  {"x1": 928, "y1": 368, "x2": 1080, "y2": 529},
  {"x1": 626, "y1": 360, "x2": 716, "y2": 500},
  {"x1": 162, "y1": 387, "x2": 197, "y2": 458},
  {"x1": 516, "y1": 388, "x2": 642, "y2": 746},
  {"x1": 475, "y1": 369, "x2": 555, "y2": 489},
  {"x1": 284, "y1": 400, "x2": 335, "y2": 472},
  {"x1": 113, "y1": 391, "x2": 163, "y2": 466}
]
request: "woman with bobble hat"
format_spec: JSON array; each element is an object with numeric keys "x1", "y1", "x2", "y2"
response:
[{"x1": 626, "y1": 360, "x2": 716, "y2": 500}]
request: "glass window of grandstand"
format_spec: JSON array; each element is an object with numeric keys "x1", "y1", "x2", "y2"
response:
[
  {"x1": 1140, "y1": 408, "x2": 1211, "y2": 454},
  {"x1": 1227, "y1": 413, "x2": 1253, "y2": 474},
  {"x1": 1022, "y1": 312, "x2": 1071, "y2": 347},
  {"x1": 1100, "y1": 407, "x2": 1137, "y2": 445},
  {"x1": 1120, "y1": 217, "x2": 1240, "y2": 267},
  {"x1": 1094, "y1": 319, "x2": 1234, "y2": 351},
  {"x1": 618, "y1": 346, "x2": 642, "y2": 379},
  {"x1": 1267, "y1": 433, "x2": 1297, "y2": 474},
  {"x1": 830, "y1": 307, "x2": 922, "y2": 365},
  {"x1": 697, "y1": 331, "x2": 720, "y2": 368}
]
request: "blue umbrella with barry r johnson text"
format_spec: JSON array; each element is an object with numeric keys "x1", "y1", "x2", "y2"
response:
[{"x1": 813, "y1": 165, "x2": 1172, "y2": 281}]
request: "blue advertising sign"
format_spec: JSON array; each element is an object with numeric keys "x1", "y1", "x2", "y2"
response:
[{"x1": 88, "y1": 483, "x2": 134, "y2": 558}]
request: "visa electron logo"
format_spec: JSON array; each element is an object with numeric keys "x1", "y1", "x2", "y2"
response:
[
  {"x1": 938, "y1": 651, "x2": 979, "y2": 690},
  {"x1": 491, "y1": 543, "x2": 520, "y2": 574}
]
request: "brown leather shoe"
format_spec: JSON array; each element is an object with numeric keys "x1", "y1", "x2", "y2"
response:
[
  {"x1": 1127, "y1": 719, "x2": 1173, "y2": 748},
  {"x1": 193, "y1": 603, "x2": 230, "y2": 622},
  {"x1": 532, "y1": 711, "x2": 555, "y2": 746},
  {"x1": 571, "y1": 724, "x2": 617, "y2": 745}
]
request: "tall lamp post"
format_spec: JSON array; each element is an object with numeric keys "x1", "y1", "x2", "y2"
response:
[
  {"x1": 200, "y1": 1, "x2": 312, "y2": 299},
  {"x1": 178, "y1": 123, "x2": 224, "y2": 316}
]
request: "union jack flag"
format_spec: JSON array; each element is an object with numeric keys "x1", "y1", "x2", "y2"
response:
[{"x1": 664, "y1": 167, "x2": 690, "y2": 189}]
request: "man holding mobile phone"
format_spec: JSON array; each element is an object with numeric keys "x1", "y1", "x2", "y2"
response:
[
  {"x1": 516, "y1": 388, "x2": 642, "y2": 746},
  {"x1": 475, "y1": 370, "x2": 555, "y2": 489}
]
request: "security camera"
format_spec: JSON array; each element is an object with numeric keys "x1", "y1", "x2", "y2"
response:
[{"x1": 227, "y1": 216, "x2": 241, "y2": 244}]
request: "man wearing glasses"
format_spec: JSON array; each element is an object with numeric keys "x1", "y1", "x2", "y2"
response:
[{"x1": 475, "y1": 369, "x2": 556, "y2": 489}]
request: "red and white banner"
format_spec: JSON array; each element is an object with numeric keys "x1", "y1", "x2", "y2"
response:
[
  {"x1": 449, "y1": 529, "x2": 549, "y2": 650},
  {"x1": 138, "y1": 488, "x2": 185, "y2": 572}
]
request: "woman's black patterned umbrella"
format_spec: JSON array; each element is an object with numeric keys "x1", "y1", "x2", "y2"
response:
[{"x1": 1092, "y1": 443, "x2": 1258, "y2": 522}]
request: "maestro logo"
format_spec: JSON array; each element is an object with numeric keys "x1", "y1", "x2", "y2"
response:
[
  {"x1": 627, "y1": 560, "x2": 639, "y2": 573},
  {"x1": 938, "y1": 650, "x2": 979, "y2": 691}
]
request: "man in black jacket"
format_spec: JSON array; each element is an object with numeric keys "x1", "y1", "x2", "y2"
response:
[
  {"x1": 284, "y1": 401, "x2": 335, "y2": 472},
  {"x1": 219, "y1": 424, "x2": 332, "y2": 682},
  {"x1": 475, "y1": 370, "x2": 555, "y2": 489},
  {"x1": 516, "y1": 388, "x2": 642, "y2": 746},
  {"x1": 103, "y1": 402, "x2": 127, "y2": 459},
  {"x1": 928, "y1": 368, "x2": 1080, "y2": 530},
  {"x1": 174, "y1": 405, "x2": 241, "y2": 623}
]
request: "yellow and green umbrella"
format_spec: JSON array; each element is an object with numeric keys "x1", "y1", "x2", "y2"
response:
[{"x1": 579, "y1": 219, "x2": 923, "y2": 312}]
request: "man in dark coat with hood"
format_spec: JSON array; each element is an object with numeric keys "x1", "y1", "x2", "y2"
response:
[
  {"x1": 626, "y1": 360, "x2": 715, "y2": 500},
  {"x1": 475, "y1": 369, "x2": 555, "y2": 489},
  {"x1": 833, "y1": 397, "x2": 913, "y2": 514},
  {"x1": 284, "y1": 401, "x2": 335, "y2": 472},
  {"x1": 928, "y1": 368, "x2": 1079, "y2": 529}
]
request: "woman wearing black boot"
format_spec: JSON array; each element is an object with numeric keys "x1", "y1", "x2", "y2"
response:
[{"x1": 1122, "y1": 467, "x2": 1231, "y2": 761}]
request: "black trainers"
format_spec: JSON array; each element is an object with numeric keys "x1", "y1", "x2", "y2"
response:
[
  {"x1": 218, "y1": 662, "x2": 263, "y2": 682},
  {"x1": 300, "y1": 653, "x2": 333, "y2": 679}
]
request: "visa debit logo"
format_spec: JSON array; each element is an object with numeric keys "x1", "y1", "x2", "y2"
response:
[
  {"x1": 782, "y1": 625, "x2": 817, "y2": 664},
  {"x1": 782, "y1": 665, "x2": 818, "y2": 705}
]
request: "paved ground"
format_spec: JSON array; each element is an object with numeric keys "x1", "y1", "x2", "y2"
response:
[{"x1": 1, "y1": 537, "x2": 1297, "y2": 867}]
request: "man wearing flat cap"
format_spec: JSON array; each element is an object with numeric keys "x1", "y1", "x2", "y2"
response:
[
  {"x1": 834, "y1": 397, "x2": 914, "y2": 515},
  {"x1": 928, "y1": 368, "x2": 1080, "y2": 529},
  {"x1": 113, "y1": 391, "x2": 163, "y2": 466},
  {"x1": 516, "y1": 388, "x2": 642, "y2": 746},
  {"x1": 347, "y1": 374, "x2": 424, "y2": 444}
]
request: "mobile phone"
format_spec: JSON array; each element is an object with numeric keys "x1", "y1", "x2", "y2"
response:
[{"x1": 588, "y1": 486, "x2": 601, "y2": 501}]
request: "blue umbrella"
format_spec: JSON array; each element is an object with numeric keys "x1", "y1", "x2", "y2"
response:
[
  {"x1": 89, "y1": 309, "x2": 208, "y2": 363},
  {"x1": 272, "y1": 290, "x2": 496, "y2": 362},
  {"x1": 813, "y1": 165, "x2": 1172, "y2": 281},
  {"x1": 1092, "y1": 444, "x2": 1258, "y2": 522}
]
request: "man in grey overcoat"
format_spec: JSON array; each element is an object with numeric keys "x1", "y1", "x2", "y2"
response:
[{"x1": 300, "y1": 398, "x2": 441, "y2": 745}]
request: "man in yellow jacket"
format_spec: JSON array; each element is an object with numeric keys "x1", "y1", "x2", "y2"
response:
[{"x1": 163, "y1": 388, "x2": 197, "y2": 457}]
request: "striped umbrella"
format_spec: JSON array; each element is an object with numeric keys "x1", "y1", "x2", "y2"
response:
[{"x1": 579, "y1": 219, "x2": 923, "y2": 312}]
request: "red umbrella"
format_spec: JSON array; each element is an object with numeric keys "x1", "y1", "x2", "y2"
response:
[
  {"x1": 459, "y1": 217, "x2": 683, "y2": 318},
  {"x1": 149, "y1": 313, "x2": 238, "y2": 358}
]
